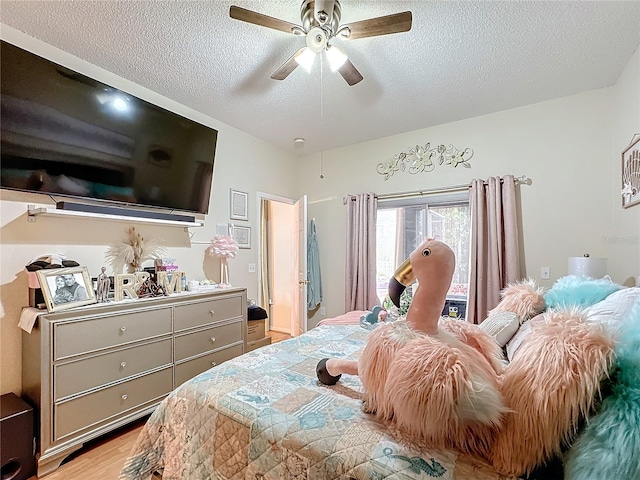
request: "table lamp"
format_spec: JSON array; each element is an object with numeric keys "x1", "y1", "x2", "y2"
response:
[{"x1": 567, "y1": 254, "x2": 607, "y2": 278}]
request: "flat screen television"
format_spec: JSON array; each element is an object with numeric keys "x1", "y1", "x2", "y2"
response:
[{"x1": 1, "y1": 40, "x2": 218, "y2": 216}]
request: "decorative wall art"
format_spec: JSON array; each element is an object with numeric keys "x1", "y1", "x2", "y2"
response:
[
  {"x1": 621, "y1": 134, "x2": 640, "y2": 208},
  {"x1": 230, "y1": 189, "x2": 249, "y2": 220},
  {"x1": 232, "y1": 225, "x2": 251, "y2": 249},
  {"x1": 37, "y1": 266, "x2": 97, "y2": 312},
  {"x1": 377, "y1": 142, "x2": 474, "y2": 180}
]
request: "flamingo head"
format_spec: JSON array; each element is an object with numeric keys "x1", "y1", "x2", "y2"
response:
[{"x1": 388, "y1": 238, "x2": 455, "y2": 307}]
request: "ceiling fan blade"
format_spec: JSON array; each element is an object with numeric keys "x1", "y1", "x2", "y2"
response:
[
  {"x1": 338, "y1": 59, "x2": 363, "y2": 86},
  {"x1": 230, "y1": 5, "x2": 300, "y2": 35},
  {"x1": 341, "y1": 11, "x2": 412, "y2": 40},
  {"x1": 270, "y1": 47, "x2": 309, "y2": 80}
]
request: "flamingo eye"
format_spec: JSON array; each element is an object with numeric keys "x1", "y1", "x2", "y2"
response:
[{"x1": 422, "y1": 248, "x2": 431, "y2": 256}]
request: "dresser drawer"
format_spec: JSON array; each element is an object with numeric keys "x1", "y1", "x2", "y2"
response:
[
  {"x1": 175, "y1": 344, "x2": 243, "y2": 387},
  {"x1": 54, "y1": 338, "x2": 172, "y2": 400},
  {"x1": 174, "y1": 321, "x2": 242, "y2": 361},
  {"x1": 54, "y1": 308, "x2": 172, "y2": 360},
  {"x1": 174, "y1": 296, "x2": 242, "y2": 331},
  {"x1": 54, "y1": 367, "x2": 173, "y2": 441}
]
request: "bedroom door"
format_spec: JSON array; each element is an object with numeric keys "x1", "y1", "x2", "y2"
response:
[
  {"x1": 257, "y1": 193, "x2": 308, "y2": 336},
  {"x1": 292, "y1": 195, "x2": 308, "y2": 336}
]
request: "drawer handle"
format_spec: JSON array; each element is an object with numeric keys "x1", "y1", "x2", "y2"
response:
[
  {"x1": 209, "y1": 309, "x2": 216, "y2": 315},
  {"x1": 211, "y1": 361, "x2": 217, "y2": 367},
  {"x1": 210, "y1": 337, "x2": 216, "y2": 343},
  {"x1": 122, "y1": 394, "x2": 128, "y2": 400},
  {"x1": 120, "y1": 362, "x2": 127, "y2": 368},
  {"x1": 120, "y1": 326, "x2": 127, "y2": 333}
]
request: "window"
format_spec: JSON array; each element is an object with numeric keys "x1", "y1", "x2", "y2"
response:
[{"x1": 375, "y1": 194, "x2": 471, "y2": 316}]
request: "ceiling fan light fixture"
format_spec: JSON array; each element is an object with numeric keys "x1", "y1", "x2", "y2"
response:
[
  {"x1": 326, "y1": 45, "x2": 348, "y2": 72},
  {"x1": 306, "y1": 26, "x2": 328, "y2": 53},
  {"x1": 335, "y1": 25, "x2": 351, "y2": 39},
  {"x1": 295, "y1": 47, "x2": 316, "y2": 72}
]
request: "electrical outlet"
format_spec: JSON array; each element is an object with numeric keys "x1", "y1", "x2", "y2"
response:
[
  {"x1": 541, "y1": 267, "x2": 550, "y2": 279},
  {"x1": 248, "y1": 263, "x2": 256, "y2": 273},
  {"x1": 320, "y1": 307, "x2": 326, "y2": 315}
]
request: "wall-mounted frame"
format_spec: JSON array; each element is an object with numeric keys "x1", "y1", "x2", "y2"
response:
[
  {"x1": 230, "y1": 189, "x2": 249, "y2": 220},
  {"x1": 232, "y1": 225, "x2": 251, "y2": 249},
  {"x1": 36, "y1": 266, "x2": 97, "y2": 313},
  {"x1": 622, "y1": 133, "x2": 640, "y2": 208}
]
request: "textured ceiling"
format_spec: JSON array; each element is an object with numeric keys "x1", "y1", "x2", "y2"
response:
[{"x1": 1, "y1": 1, "x2": 639, "y2": 156}]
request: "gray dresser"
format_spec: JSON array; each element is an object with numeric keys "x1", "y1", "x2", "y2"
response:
[{"x1": 21, "y1": 288, "x2": 247, "y2": 477}]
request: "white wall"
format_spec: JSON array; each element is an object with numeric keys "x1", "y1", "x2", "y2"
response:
[
  {"x1": 300, "y1": 46, "x2": 640, "y2": 328},
  {"x1": 0, "y1": 27, "x2": 299, "y2": 395}
]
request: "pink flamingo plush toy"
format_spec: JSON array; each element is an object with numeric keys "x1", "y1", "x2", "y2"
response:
[{"x1": 317, "y1": 238, "x2": 507, "y2": 457}]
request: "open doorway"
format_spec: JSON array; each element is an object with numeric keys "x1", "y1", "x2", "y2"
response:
[{"x1": 256, "y1": 193, "x2": 307, "y2": 335}]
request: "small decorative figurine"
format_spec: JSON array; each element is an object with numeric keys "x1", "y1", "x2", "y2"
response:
[{"x1": 96, "y1": 267, "x2": 111, "y2": 302}]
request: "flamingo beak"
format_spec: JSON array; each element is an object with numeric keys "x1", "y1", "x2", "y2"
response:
[{"x1": 389, "y1": 258, "x2": 415, "y2": 307}]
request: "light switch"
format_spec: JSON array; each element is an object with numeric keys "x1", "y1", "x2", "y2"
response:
[{"x1": 541, "y1": 267, "x2": 550, "y2": 279}]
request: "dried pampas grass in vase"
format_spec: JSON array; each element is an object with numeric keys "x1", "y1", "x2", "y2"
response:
[{"x1": 105, "y1": 226, "x2": 166, "y2": 274}]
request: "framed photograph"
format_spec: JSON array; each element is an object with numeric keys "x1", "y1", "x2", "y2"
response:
[
  {"x1": 232, "y1": 225, "x2": 251, "y2": 249},
  {"x1": 36, "y1": 266, "x2": 97, "y2": 313},
  {"x1": 230, "y1": 189, "x2": 249, "y2": 220},
  {"x1": 622, "y1": 133, "x2": 640, "y2": 208}
]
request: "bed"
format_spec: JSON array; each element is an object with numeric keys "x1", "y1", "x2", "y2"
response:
[{"x1": 119, "y1": 324, "x2": 515, "y2": 480}]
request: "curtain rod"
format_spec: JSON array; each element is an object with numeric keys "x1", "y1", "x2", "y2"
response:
[{"x1": 343, "y1": 175, "x2": 531, "y2": 204}]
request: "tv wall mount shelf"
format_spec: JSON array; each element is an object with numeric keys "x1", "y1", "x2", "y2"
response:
[{"x1": 27, "y1": 204, "x2": 204, "y2": 229}]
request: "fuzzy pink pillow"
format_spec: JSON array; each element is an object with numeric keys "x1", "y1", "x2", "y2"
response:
[{"x1": 490, "y1": 308, "x2": 615, "y2": 477}]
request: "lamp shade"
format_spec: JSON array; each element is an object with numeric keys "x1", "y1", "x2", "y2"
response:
[{"x1": 567, "y1": 254, "x2": 607, "y2": 278}]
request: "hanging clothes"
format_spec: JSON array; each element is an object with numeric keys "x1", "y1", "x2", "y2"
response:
[{"x1": 307, "y1": 218, "x2": 323, "y2": 310}]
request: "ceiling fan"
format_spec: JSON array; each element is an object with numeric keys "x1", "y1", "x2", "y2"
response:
[{"x1": 229, "y1": 0, "x2": 412, "y2": 86}]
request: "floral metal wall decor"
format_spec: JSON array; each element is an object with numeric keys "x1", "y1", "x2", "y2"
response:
[{"x1": 377, "y1": 143, "x2": 474, "y2": 180}]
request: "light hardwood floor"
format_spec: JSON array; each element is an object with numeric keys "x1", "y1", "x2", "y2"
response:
[
  {"x1": 266, "y1": 330, "x2": 293, "y2": 343},
  {"x1": 28, "y1": 418, "x2": 146, "y2": 480},
  {"x1": 29, "y1": 333, "x2": 293, "y2": 479}
]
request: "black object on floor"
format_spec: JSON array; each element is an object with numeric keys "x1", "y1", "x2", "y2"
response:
[{"x1": 1, "y1": 393, "x2": 36, "y2": 480}]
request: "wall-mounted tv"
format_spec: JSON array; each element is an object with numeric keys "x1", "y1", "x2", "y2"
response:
[{"x1": 1, "y1": 40, "x2": 218, "y2": 215}]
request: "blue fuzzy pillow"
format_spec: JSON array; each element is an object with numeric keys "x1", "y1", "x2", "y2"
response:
[
  {"x1": 544, "y1": 275, "x2": 622, "y2": 309},
  {"x1": 564, "y1": 296, "x2": 640, "y2": 480}
]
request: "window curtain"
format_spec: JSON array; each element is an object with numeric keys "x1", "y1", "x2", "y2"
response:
[
  {"x1": 394, "y1": 208, "x2": 406, "y2": 268},
  {"x1": 467, "y1": 175, "x2": 521, "y2": 324},
  {"x1": 345, "y1": 193, "x2": 379, "y2": 311}
]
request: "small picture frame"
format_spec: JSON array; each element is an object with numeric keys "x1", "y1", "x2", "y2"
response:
[
  {"x1": 36, "y1": 266, "x2": 97, "y2": 313},
  {"x1": 230, "y1": 189, "x2": 248, "y2": 221},
  {"x1": 232, "y1": 225, "x2": 251, "y2": 249},
  {"x1": 622, "y1": 133, "x2": 640, "y2": 208}
]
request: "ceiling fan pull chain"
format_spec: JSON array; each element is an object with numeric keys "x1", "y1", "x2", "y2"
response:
[{"x1": 320, "y1": 55, "x2": 325, "y2": 180}]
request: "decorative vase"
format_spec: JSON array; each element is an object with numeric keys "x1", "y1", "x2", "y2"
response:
[{"x1": 220, "y1": 257, "x2": 230, "y2": 285}]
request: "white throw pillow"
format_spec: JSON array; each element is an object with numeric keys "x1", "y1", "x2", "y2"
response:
[
  {"x1": 583, "y1": 287, "x2": 640, "y2": 337},
  {"x1": 505, "y1": 314, "x2": 542, "y2": 361},
  {"x1": 479, "y1": 311, "x2": 520, "y2": 347}
]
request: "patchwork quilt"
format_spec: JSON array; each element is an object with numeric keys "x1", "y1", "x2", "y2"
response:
[{"x1": 119, "y1": 325, "x2": 514, "y2": 480}]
